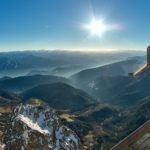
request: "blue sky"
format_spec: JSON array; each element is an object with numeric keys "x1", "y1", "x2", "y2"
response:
[{"x1": 0, "y1": 0, "x2": 150, "y2": 51}]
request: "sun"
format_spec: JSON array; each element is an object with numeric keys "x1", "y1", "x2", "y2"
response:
[
  {"x1": 84, "y1": 18, "x2": 107, "y2": 37},
  {"x1": 82, "y1": 17, "x2": 122, "y2": 37}
]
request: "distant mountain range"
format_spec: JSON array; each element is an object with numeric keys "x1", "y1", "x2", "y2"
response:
[
  {"x1": 70, "y1": 55, "x2": 145, "y2": 81},
  {"x1": 0, "y1": 50, "x2": 144, "y2": 77}
]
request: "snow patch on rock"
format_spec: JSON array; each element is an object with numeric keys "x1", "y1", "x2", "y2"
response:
[{"x1": 5, "y1": 103, "x2": 82, "y2": 150}]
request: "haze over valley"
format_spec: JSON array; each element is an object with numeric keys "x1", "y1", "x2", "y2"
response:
[
  {"x1": 0, "y1": 50, "x2": 144, "y2": 78},
  {"x1": 1, "y1": 49, "x2": 150, "y2": 149}
]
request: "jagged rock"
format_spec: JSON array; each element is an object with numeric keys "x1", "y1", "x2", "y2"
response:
[
  {"x1": 0, "y1": 93, "x2": 20, "y2": 148},
  {"x1": 5, "y1": 104, "x2": 82, "y2": 150}
]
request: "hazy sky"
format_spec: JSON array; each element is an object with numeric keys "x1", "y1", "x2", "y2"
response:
[{"x1": 0, "y1": 0, "x2": 150, "y2": 51}]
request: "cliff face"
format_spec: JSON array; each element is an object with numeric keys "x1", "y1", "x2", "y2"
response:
[{"x1": 3, "y1": 104, "x2": 82, "y2": 150}]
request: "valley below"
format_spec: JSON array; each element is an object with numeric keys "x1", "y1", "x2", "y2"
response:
[{"x1": 0, "y1": 50, "x2": 149, "y2": 150}]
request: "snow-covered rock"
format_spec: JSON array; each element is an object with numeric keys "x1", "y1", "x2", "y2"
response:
[
  {"x1": 0, "y1": 142, "x2": 5, "y2": 150},
  {"x1": 5, "y1": 104, "x2": 82, "y2": 150}
]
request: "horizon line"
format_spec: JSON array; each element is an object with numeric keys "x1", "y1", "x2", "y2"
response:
[{"x1": 0, "y1": 48, "x2": 146, "y2": 53}]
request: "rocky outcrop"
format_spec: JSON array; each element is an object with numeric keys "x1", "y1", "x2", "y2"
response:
[{"x1": 4, "y1": 103, "x2": 82, "y2": 150}]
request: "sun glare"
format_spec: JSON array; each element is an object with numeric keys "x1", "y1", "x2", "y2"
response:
[{"x1": 84, "y1": 18, "x2": 107, "y2": 37}]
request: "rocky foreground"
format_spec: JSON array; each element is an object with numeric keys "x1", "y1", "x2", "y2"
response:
[{"x1": 1, "y1": 102, "x2": 82, "y2": 150}]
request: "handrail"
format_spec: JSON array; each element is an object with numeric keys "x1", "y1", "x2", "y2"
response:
[{"x1": 111, "y1": 119, "x2": 150, "y2": 150}]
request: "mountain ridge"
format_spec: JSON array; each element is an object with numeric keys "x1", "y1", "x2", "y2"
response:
[{"x1": 21, "y1": 82, "x2": 96, "y2": 112}]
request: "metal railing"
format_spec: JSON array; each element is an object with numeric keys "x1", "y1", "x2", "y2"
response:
[{"x1": 111, "y1": 119, "x2": 150, "y2": 150}]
